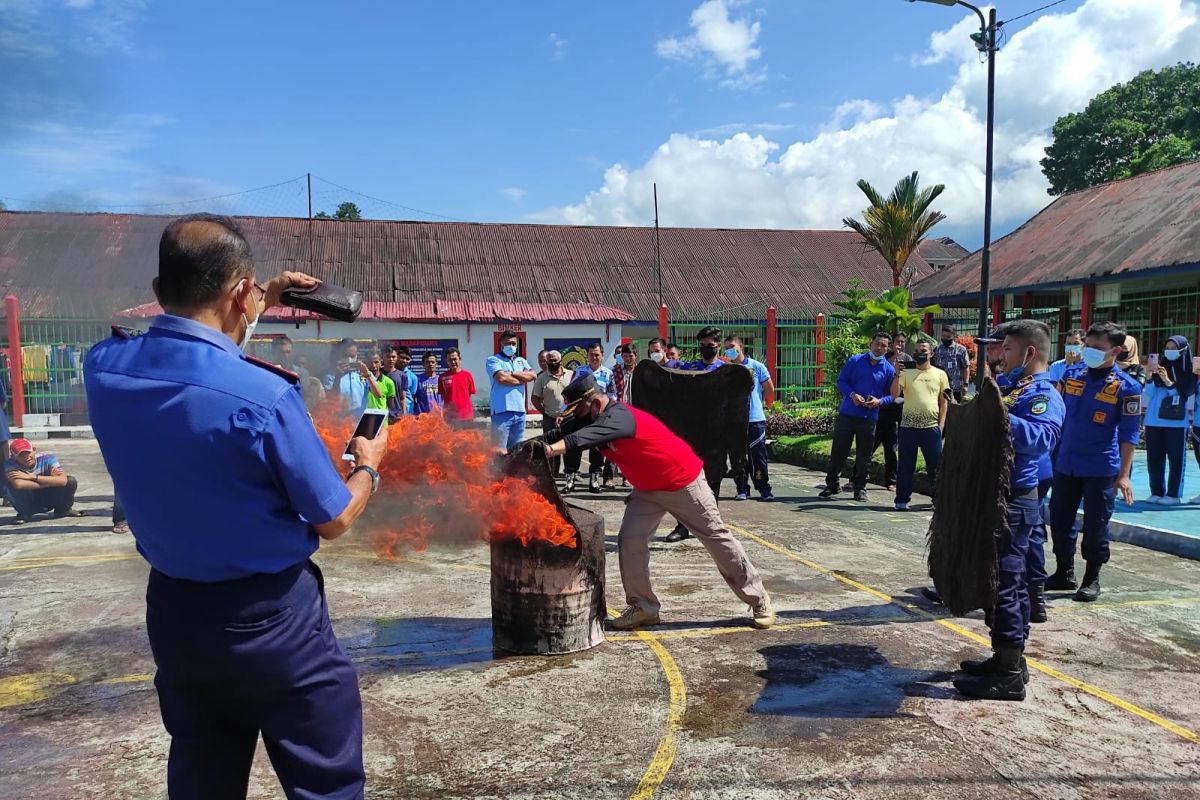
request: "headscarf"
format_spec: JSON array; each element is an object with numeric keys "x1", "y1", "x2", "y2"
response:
[
  {"x1": 1117, "y1": 335, "x2": 1139, "y2": 371},
  {"x1": 1160, "y1": 335, "x2": 1197, "y2": 399}
]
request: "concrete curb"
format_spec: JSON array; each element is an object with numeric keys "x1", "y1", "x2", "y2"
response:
[
  {"x1": 1103, "y1": 515, "x2": 1200, "y2": 561},
  {"x1": 10, "y1": 426, "x2": 96, "y2": 440}
]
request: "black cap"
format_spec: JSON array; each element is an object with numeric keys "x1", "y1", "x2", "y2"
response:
[
  {"x1": 975, "y1": 324, "x2": 1010, "y2": 344},
  {"x1": 561, "y1": 373, "x2": 599, "y2": 413}
]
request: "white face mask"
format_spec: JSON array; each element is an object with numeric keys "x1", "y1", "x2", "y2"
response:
[
  {"x1": 649, "y1": 351, "x2": 665, "y2": 363},
  {"x1": 239, "y1": 281, "x2": 260, "y2": 351}
]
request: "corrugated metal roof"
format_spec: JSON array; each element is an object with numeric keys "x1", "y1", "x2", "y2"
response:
[
  {"x1": 917, "y1": 237, "x2": 970, "y2": 266},
  {"x1": 914, "y1": 160, "x2": 1200, "y2": 303},
  {"x1": 117, "y1": 299, "x2": 632, "y2": 323},
  {"x1": 0, "y1": 211, "x2": 933, "y2": 319}
]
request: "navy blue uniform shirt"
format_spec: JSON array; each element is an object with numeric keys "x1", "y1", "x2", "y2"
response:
[
  {"x1": 1056, "y1": 363, "x2": 1142, "y2": 477},
  {"x1": 1001, "y1": 372, "x2": 1064, "y2": 490},
  {"x1": 84, "y1": 315, "x2": 352, "y2": 582}
]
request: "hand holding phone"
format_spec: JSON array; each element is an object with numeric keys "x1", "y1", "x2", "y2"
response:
[
  {"x1": 1147, "y1": 353, "x2": 1159, "y2": 372},
  {"x1": 344, "y1": 409, "x2": 388, "y2": 464}
]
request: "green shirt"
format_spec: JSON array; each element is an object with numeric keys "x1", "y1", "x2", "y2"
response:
[{"x1": 367, "y1": 374, "x2": 397, "y2": 412}]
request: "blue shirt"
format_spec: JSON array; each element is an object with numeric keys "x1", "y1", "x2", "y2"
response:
[
  {"x1": 1143, "y1": 381, "x2": 1194, "y2": 429},
  {"x1": 1002, "y1": 372, "x2": 1064, "y2": 490},
  {"x1": 414, "y1": 374, "x2": 442, "y2": 414},
  {"x1": 1056, "y1": 364, "x2": 1143, "y2": 477},
  {"x1": 401, "y1": 367, "x2": 419, "y2": 414},
  {"x1": 84, "y1": 315, "x2": 352, "y2": 582},
  {"x1": 836, "y1": 353, "x2": 895, "y2": 420},
  {"x1": 574, "y1": 364, "x2": 615, "y2": 395},
  {"x1": 5, "y1": 453, "x2": 60, "y2": 477},
  {"x1": 337, "y1": 371, "x2": 369, "y2": 417},
  {"x1": 1046, "y1": 358, "x2": 1069, "y2": 384},
  {"x1": 486, "y1": 353, "x2": 533, "y2": 414},
  {"x1": 680, "y1": 359, "x2": 724, "y2": 372},
  {"x1": 736, "y1": 357, "x2": 771, "y2": 424}
]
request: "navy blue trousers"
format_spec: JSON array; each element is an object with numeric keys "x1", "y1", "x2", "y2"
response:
[
  {"x1": 736, "y1": 421, "x2": 772, "y2": 496},
  {"x1": 1050, "y1": 471, "x2": 1115, "y2": 565},
  {"x1": 146, "y1": 560, "x2": 364, "y2": 800},
  {"x1": 1025, "y1": 478, "x2": 1052, "y2": 585},
  {"x1": 895, "y1": 426, "x2": 941, "y2": 506},
  {"x1": 995, "y1": 490, "x2": 1039, "y2": 647}
]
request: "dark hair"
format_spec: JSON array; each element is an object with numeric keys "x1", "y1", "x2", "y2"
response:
[
  {"x1": 892, "y1": 331, "x2": 907, "y2": 341},
  {"x1": 648, "y1": 337, "x2": 666, "y2": 347},
  {"x1": 157, "y1": 213, "x2": 254, "y2": 309},
  {"x1": 1086, "y1": 321, "x2": 1126, "y2": 349},
  {"x1": 723, "y1": 334, "x2": 742, "y2": 346},
  {"x1": 271, "y1": 335, "x2": 293, "y2": 349},
  {"x1": 499, "y1": 329, "x2": 519, "y2": 342},
  {"x1": 587, "y1": 342, "x2": 604, "y2": 354},
  {"x1": 619, "y1": 344, "x2": 636, "y2": 355},
  {"x1": 1004, "y1": 319, "x2": 1051, "y2": 358},
  {"x1": 913, "y1": 338, "x2": 932, "y2": 351},
  {"x1": 871, "y1": 331, "x2": 893, "y2": 343},
  {"x1": 395, "y1": 345, "x2": 412, "y2": 357},
  {"x1": 666, "y1": 341, "x2": 681, "y2": 351},
  {"x1": 423, "y1": 352, "x2": 438, "y2": 361},
  {"x1": 1064, "y1": 328, "x2": 1086, "y2": 341},
  {"x1": 446, "y1": 347, "x2": 461, "y2": 357},
  {"x1": 941, "y1": 324, "x2": 956, "y2": 333},
  {"x1": 697, "y1": 326, "x2": 722, "y2": 342}
]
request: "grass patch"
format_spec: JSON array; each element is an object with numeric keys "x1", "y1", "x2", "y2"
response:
[{"x1": 771, "y1": 434, "x2": 933, "y2": 494}]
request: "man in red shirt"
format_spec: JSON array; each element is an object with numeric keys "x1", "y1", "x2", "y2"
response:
[
  {"x1": 544, "y1": 374, "x2": 775, "y2": 631},
  {"x1": 438, "y1": 347, "x2": 476, "y2": 425}
]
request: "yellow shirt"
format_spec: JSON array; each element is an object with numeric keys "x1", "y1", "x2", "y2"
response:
[{"x1": 898, "y1": 366, "x2": 949, "y2": 429}]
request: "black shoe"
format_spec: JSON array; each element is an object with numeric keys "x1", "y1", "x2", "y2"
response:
[
  {"x1": 853, "y1": 489, "x2": 868, "y2": 502},
  {"x1": 1045, "y1": 558, "x2": 1077, "y2": 591},
  {"x1": 1074, "y1": 561, "x2": 1102, "y2": 602},
  {"x1": 664, "y1": 524, "x2": 692, "y2": 543},
  {"x1": 960, "y1": 647, "x2": 1030, "y2": 684},
  {"x1": 818, "y1": 487, "x2": 840, "y2": 498},
  {"x1": 921, "y1": 587, "x2": 943, "y2": 605},
  {"x1": 589, "y1": 473, "x2": 602, "y2": 494},
  {"x1": 1029, "y1": 581, "x2": 1048, "y2": 623},
  {"x1": 954, "y1": 642, "x2": 1026, "y2": 700}
]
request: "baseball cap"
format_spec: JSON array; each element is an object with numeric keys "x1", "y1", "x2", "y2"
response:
[
  {"x1": 10, "y1": 438, "x2": 33, "y2": 455},
  {"x1": 975, "y1": 324, "x2": 1011, "y2": 344},
  {"x1": 560, "y1": 373, "x2": 599, "y2": 415}
]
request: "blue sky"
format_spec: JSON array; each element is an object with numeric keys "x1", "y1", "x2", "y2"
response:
[{"x1": 2, "y1": 0, "x2": 1196, "y2": 249}]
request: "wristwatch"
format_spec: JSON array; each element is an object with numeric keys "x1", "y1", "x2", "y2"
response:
[{"x1": 349, "y1": 465, "x2": 381, "y2": 495}]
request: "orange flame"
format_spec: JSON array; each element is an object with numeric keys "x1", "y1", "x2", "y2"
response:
[{"x1": 313, "y1": 405, "x2": 576, "y2": 558}]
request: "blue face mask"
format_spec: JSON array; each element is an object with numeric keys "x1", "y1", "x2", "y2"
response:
[
  {"x1": 1164, "y1": 349, "x2": 1182, "y2": 362},
  {"x1": 1005, "y1": 349, "x2": 1032, "y2": 383},
  {"x1": 724, "y1": 347, "x2": 740, "y2": 360},
  {"x1": 502, "y1": 344, "x2": 517, "y2": 357},
  {"x1": 868, "y1": 351, "x2": 885, "y2": 362},
  {"x1": 1082, "y1": 346, "x2": 1108, "y2": 368},
  {"x1": 1064, "y1": 344, "x2": 1083, "y2": 357}
]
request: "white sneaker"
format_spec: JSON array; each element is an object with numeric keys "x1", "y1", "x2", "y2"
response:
[
  {"x1": 608, "y1": 605, "x2": 660, "y2": 631},
  {"x1": 1146, "y1": 496, "x2": 1164, "y2": 504},
  {"x1": 750, "y1": 596, "x2": 777, "y2": 629},
  {"x1": 1160, "y1": 496, "x2": 1182, "y2": 506}
]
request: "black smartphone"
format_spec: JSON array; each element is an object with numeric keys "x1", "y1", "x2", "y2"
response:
[{"x1": 343, "y1": 408, "x2": 387, "y2": 461}]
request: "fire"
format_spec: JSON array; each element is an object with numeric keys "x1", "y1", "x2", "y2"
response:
[{"x1": 312, "y1": 403, "x2": 577, "y2": 557}]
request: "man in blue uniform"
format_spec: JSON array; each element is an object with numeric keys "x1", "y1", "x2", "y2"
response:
[
  {"x1": 956, "y1": 320, "x2": 1064, "y2": 701},
  {"x1": 84, "y1": 213, "x2": 389, "y2": 799},
  {"x1": 821, "y1": 332, "x2": 896, "y2": 503},
  {"x1": 1047, "y1": 321, "x2": 1141, "y2": 602}
]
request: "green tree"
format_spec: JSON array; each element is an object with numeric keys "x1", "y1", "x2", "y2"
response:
[
  {"x1": 854, "y1": 286, "x2": 941, "y2": 340},
  {"x1": 1041, "y1": 63, "x2": 1200, "y2": 195},
  {"x1": 842, "y1": 171, "x2": 946, "y2": 287},
  {"x1": 831, "y1": 279, "x2": 870, "y2": 322},
  {"x1": 334, "y1": 201, "x2": 362, "y2": 220},
  {"x1": 822, "y1": 320, "x2": 869, "y2": 410},
  {"x1": 0, "y1": 199, "x2": 6, "y2": 211}
]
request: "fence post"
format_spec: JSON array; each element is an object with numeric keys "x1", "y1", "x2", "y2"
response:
[
  {"x1": 765, "y1": 306, "x2": 777, "y2": 407},
  {"x1": 5, "y1": 294, "x2": 24, "y2": 428},
  {"x1": 991, "y1": 294, "x2": 1004, "y2": 327},
  {"x1": 815, "y1": 313, "x2": 826, "y2": 389},
  {"x1": 1081, "y1": 283, "x2": 1095, "y2": 329},
  {"x1": 658, "y1": 304, "x2": 668, "y2": 342},
  {"x1": 922, "y1": 313, "x2": 932, "y2": 335}
]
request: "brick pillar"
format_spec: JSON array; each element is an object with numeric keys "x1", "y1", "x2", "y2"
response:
[
  {"x1": 5, "y1": 294, "x2": 24, "y2": 427},
  {"x1": 922, "y1": 312, "x2": 932, "y2": 335},
  {"x1": 1148, "y1": 299, "x2": 1162, "y2": 354},
  {"x1": 815, "y1": 313, "x2": 826, "y2": 389},
  {"x1": 657, "y1": 304, "x2": 668, "y2": 342},
  {"x1": 991, "y1": 294, "x2": 1004, "y2": 328},
  {"x1": 1081, "y1": 283, "x2": 1095, "y2": 329},
  {"x1": 765, "y1": 306, "x2": 777, "y2": 407},
  {"x1": 1021, "y1": 292, "x2": 1032, "y2": 319}
]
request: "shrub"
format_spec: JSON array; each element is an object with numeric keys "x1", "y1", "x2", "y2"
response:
[{"x1": 766, "y1": 407, "x2": 836, "y2": 436}]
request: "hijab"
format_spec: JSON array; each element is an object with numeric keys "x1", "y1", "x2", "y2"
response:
[
  {"x1": 1117, "y1": 335, "x2": 1140, "y2": 371},
  {"x1": 1160, "y1": 335, "x2": 1197, "y2": 399}
]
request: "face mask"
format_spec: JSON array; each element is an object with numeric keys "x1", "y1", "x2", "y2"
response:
[
  {"x1": 547, "y1": 360, "x2": 561, "y2": 371},
  {"x1": 650, "y1": 351, "x2": 664, "y2": 363},
  {"x1": 1064, "y1": 344, "x2": 1083, "y2": 357},
  {"x1": 700, "y1": 344, "x2": 719, "y2": 360},
  {"x1": 239, "y1": 281, "x2": 260, "y2": 351},
  {"x1": 941, "y1": 337, "x2": 953, "y2": 345},
  {"x1": 724, "y1": 347, "x2": 740, "y2": 360},
  {"x1": 502, "y1": 344, "x2": 517, "y2": 357},
  {"x1": 868, "y1": 351, "x2": 885, "y2": 362},
  {"x1": 1082, "y1": 347, "x2": 1108, "y2": 369},
  {"x1": 1164, "y1": 349, "x2": 1182, "y2": 362},
  {"x1": 1006, "y1": 349, "x2": 1032, "y2": 383},
  {"x1": 913, "y1": 352, "x2": 930, "y2": 365}
]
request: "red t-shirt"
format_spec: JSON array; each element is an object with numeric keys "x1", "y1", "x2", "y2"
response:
[
  {"x1": 438, "y1": 370, "x2": 476, "y2": 420},
  {"x1": 562, "y1": 404, "x2": 703, "y2": 492}
]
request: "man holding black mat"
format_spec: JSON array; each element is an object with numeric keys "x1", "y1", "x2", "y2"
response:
[{"x1": 85, "y1": 213, "x2": 388, "y2": 799}]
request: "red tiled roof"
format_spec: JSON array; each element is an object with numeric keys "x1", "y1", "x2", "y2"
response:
[
  {"x1": 914, "y1": 160, "x2": 1200, "y2": 303},
  {"x1": 115, "y1": 299, "x2": 632, "y2": 322},
  {"x1": 0, "y1": 211, "x2": 933, "y2": 319}
]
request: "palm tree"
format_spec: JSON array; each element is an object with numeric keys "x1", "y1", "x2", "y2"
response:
[{"x1": 843, "y1": 171, "x2": 947, "y2": 287}]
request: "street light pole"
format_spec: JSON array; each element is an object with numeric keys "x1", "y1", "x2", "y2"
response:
[{"x1": 906, "y1": 0, "x2": 998, "y2": 390}]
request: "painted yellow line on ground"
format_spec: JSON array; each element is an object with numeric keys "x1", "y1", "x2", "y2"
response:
[
  {"x1": 0, "y1": 553, "x2": 139, "y2": 571},
  {"x1": 96, "y1": 674, "x2": 153, "y2": 685},
  {"x1": 727, "y1": 523, "x2": 1200, "y2": 746},
  {"x1": 0, "y1": 672, "x2": 78, "y2": 709},
  {"x1": 628, "y1": 632, "x2": 686, "y2": 800},
  {"x1": 608, "y1": 619, "x2": 838, "y2": 642}
]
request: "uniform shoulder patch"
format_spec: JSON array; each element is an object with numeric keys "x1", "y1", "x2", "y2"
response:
[
  {"x1": 1123, "y1": 396, "x2": 1141, "y2": 415},
  {"x1": 245, "y1": 355, "x2": 301, "y2": 384},
  {"x1": 1029, "y1": 394, "x2": 1050, "y2": 415}
]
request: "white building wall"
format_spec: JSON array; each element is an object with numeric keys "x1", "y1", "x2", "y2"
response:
[{"x1": 255, "y1": 319, "x2": 623, "y2": 411}]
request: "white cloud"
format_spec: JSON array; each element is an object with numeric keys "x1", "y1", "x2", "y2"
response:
[
  {"x1": 656, "y1": 0, "x2": 766, "y2": 88},
  {"x1": 501, "y1": 187, "x2": 526, "y2": 202},
  {"x1": 545, "y1": 0, "x2": 1200, "y2": 241},
  {"x1": 548, "y1": 32, "x2": 567, "y2": 60}
]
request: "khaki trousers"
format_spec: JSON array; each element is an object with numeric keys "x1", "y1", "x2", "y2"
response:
[{"x1": 618, "y1": 471, "x2": 768, "y2": 615}]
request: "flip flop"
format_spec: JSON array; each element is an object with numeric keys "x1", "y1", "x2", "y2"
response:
[{"x1": 112, "y1": 522, "x2": 131, "y2": 534}]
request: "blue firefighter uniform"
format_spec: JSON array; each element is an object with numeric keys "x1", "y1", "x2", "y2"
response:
[
  {"x1": 84, "y1": 316, "x2": 364, "y2": 800},
  {"x1": 1049, "y1": 364, "x2": 1142, "y2": 572},
  {"x1": 996, "y1": 372, "x2": 1064, "y2": 646}
]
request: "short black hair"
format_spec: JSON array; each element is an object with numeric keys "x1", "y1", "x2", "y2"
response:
[
  {"x1": 1086, "y1": 321, "x2": 1126, "y2": 349},
  {"x1": 941, "y1": 323, "x2": 956, "y2": 333},
  {"x1": 619, "y1": 344, "x2": 636, "y2": 355},
  {"x1": 423, "y1": 352, "x2": 438, "y2": 362},
  {"x1": 446, "y1": 347, "x2": 461, "y2": 357},
  {"x1": 666, "y1": 341, "x2": 681, "y2": 351},
  {"x1": 723, "y1": 334, "x2": 742, "y2": 346},
  {"x1": 157, "y1": 213, "x2": 254, "y2": 309},
  {"x1": 892, "y1": 331, "x2": 907, "y2": 340},
  {"x1": 871, "y1": 331, "x2": 892, "y2": 343},
  {"x1": 271, "y1": 335, "x2": 293, "y2": 349},
  {"x1": 648, "y1": 337, "x2": 666, "y2": 347},
  {"x1": 499, "y1": 329, "x2": 519, "y2": 342},
  {"x1": 1064, "y1": 328, "x2": 1086, "y2": 341},
  {"x1": 697, "y1": 326, "x2": 722, "y2": 342},
  {"x1": 587, "y1": 342, "x2": 604, "y2": 354},
  {"x1": 395, "y1": 345, "x2": 412, "y2": 357},
  {"x1": 1004, "y1": 319, "x2": 1051, "y2": 358}
]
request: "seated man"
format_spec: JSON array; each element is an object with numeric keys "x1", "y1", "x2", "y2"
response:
[{"x1": 6, "y1": 439, "x2": 82, "y2": 524}]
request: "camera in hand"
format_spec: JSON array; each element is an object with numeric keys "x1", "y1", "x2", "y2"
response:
[{"x1": 343, "y1": 409, "x2": 387, "y2": 461}]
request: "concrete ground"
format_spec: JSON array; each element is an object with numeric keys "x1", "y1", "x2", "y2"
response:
[{"x1": 1, "y1": 440, "x2": 1198, "y2": 800}]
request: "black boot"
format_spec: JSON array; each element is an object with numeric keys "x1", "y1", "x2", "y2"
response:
[
  {"x1": 664, "y1": 523, "x2": 692, "y2": 543},
  {"x1": 1029, "y1": 581, "x2": 1048, "y2": 623},
  {"x1": 954, "y1": 642, "x2": 1026, "y2": 700},
  {"x1": 1045, "y1": 557, "x2": 1077, "y2": 590},
  {"x1": 960, "y1": 645, "x2": 1030, "y2": 684},
  {"x1": 1074, "y1": 561, "x2": 1102, "y2": 602}
]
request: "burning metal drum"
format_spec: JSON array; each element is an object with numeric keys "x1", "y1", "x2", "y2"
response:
[{"x1": 490, "y1": 504, "x2": 606, "y2": 655}]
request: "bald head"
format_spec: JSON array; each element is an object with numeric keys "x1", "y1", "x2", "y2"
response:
[{"x1": 156, "y1": 213, "x2": 254, "y2": 311}]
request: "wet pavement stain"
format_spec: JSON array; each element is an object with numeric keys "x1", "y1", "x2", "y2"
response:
[{"x1": 353, "y1": 617, "x2": 494, "y2": 672}]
